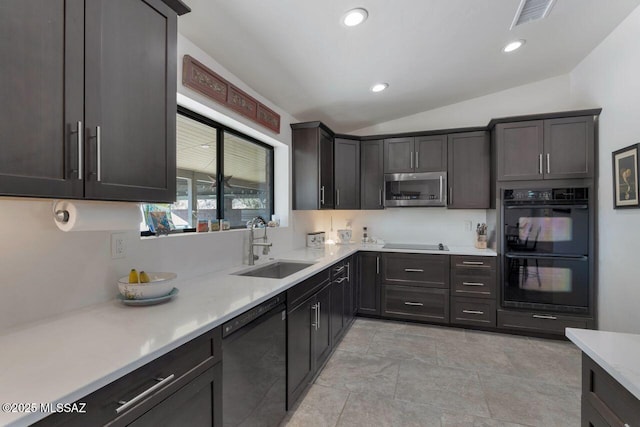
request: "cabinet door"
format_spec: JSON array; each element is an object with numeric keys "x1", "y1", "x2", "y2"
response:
[
  {"x1": 127, "y1": 363, "x2": 222, "y2": 427},
  {"x1": 544, "y1": 116, "x2": 594, "y2": 179},
  {"x1": 331, "y1": 277, "x2": 346, "y2": 344},
  {"x1": 357, "y1": 252, "x2": 381, "y2": 315},
  {"x1": 287, "y1": 297, "x2": 315, "y2": 407},
  {"x1": 319, "y1": 129, "x2": 335, "y2": 209},
  {"x1": 415, "y1": 135, "x2": 447, "y2": 172},
  {"x1": 360, "y1": 140, "x2": 384, "y2": 209},
  {"x1": 447, "y1": 131, "x2": 490, "y2": 209},
  {"x1": 84, "y1": 0, "x2": 177, "y2": 202},
  {"x1": 0, "y1": 0, "x2": 84, "y2": 198},
  {"x1": 334, "y1": 138, "x2": 360, "y2": 209},
  {"x1": 496, "y1": 121, "x2": 544, "y2": 181},
  {"x1": 314, "y1": 284, "x2": 333, "y2": 369},
  {"x1": 384, "y1": 137, "x2": 414, "y2": 173}
]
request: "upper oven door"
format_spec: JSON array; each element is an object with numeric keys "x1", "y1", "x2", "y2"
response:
[
  {"x1": 384, "y1": 172, "x2": 447, "y2": 207},
  {"x1": 503, "y1": 203, "x2": 588, "y2": 255}
]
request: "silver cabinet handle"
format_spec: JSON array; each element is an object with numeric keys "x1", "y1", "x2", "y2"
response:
[
  {"x1": 311, "y1": 303, "x2": 318, "y2": 330},
  {"x1": 546, "y1": 153, "x2": 550, "y2": 174},
  {"x1": 116, "y1": 374, "x2": 175, "y2": 414},
  {"x1": 404, "y1": 302, "x2": 423, "y2": 306},
  {"x1": 462, "y1": 261, "x2": 484, "y2": 265},
  {"x1": 96, "y1": 126, "x2": 102, "y2": 182},
  {"x1": 415, "y1": 151, "x2": 419, "y2": 169},
  {"x1": 404, "y1": 268, "x2": 424, "y2": 272},
  {"x1": 532, "y1": 314, "x2": 557, "y2": 320},
  {"x1": 320, "y1": 186, "x2": 325, "y2": 205},
  {"x1": 346, "y1": 262, "x2": 350, "y2": 281},
  {"x1": 75, "y1": 121, "x2": 83, "y2": 180},
  {"x1": 334, "y1": 265, "x2": 345, "y2": 274},
  {"x1": 317, "y1": 302, "x2": 321, "y2": 329},
  {"x1": 336, "y1": 188, "x2": 340, "y2": 207},
  {"x1": 379, "y1": 187, "x2": 382, "y2": 207},
  {"x1": 462, "y1": 282, "x2": 485, "y2": 286},
  {"x1": 410, "y1": 151, "x2": 413, "y2": 169},
  {"x1": 448, "y1": 186, "x2": 452, "y2": 205},
  {"x1": 336, "y1": 277, "x2": 347, "y2": 284},
  {"x1": 538, "y1": 154, "x2": 543, "y2": 175},
  {"x1": 376, "y1": 256, "x2": 380, "y2": 274},
  {"x1": 462, "y1": 310, "x2": 484, "y2": 315}
]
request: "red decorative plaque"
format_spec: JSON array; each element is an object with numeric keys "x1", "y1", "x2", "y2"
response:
[{"x1": 182, "y1": 55, "x2": 281, "y2": 134}]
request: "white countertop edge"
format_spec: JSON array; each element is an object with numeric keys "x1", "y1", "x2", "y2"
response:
[
  {"x1": 566, "y1": 328, "x2": 640, "y2": 400},
  {"x1": 0, "y1": 244, "x2": 493, "y2": 427}
]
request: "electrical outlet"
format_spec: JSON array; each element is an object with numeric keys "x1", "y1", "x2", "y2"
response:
[
  {"x1": 111, "y1": 233, "x2": 126, "y2": 259},
  {"x1": 464, "y1": 221, "x2": 472, "y2": 232}
]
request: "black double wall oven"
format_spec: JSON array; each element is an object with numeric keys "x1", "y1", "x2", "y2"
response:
[{"x1": 502, "y1": 188, "x2": 590, "y2": 314}]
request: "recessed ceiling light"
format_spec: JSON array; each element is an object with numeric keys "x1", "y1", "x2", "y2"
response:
[
  {"x1": 371, "y1": 83, "x2": 389, "y2": 93},
  {"x1": 343, "y1": 8, "x2": 368, "y2": 27},
  {"x1": 200, "y1": 144, "x2": 211, "y2": 149},
  {"x1": 503, "y1": 40, "x2": 525, "y2": 53}
]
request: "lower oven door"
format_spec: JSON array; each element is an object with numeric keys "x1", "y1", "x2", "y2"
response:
[{"x1": 503, "y1": 254, "x2": 589, "y2": 313}]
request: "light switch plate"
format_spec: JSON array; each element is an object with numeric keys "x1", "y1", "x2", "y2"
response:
[
  {"x1": 464, "y1": 221, "x2": 472, "y2": 232},
  {"x1": 111, "y1": 233, "x2": 126, "y2": 259}
]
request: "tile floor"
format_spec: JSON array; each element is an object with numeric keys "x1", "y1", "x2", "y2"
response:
[{"x1": 281, "y1": 318, "x2": 581, "y2": 427}]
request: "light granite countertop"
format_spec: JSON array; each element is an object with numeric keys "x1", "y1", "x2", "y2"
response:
[{"x1": 0, "y1": 243, "x2": 495, "y2": 426}]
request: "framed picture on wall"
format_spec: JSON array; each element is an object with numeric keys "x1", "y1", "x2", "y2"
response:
[{"x1": 613, "y1": 143, "x2": 640, "y2": 208}]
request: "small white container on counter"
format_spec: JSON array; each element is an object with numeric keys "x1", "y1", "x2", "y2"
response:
[{"x1": 306, "y1": 232, "x2": 325, "y2": 248}]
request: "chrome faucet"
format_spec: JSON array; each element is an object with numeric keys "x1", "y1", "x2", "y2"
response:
[{"x1": 248, "y1": 216, "x2": 272, "y2": 265}]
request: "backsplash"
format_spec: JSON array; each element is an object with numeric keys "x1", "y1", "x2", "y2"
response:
[{"x1": 298, "y1": 208, "x2": 488, "y2": 247}]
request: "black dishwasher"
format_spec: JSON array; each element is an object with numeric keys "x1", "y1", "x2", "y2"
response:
[{"x1": 222, "y1": 294, "x2": 286, "y2": 427}]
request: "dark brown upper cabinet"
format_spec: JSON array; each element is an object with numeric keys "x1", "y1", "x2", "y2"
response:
[
  {"x1": 334, "y1": 138, "x2": 360, "y2": 209},
  {"x1": 0, "y1": 0, "x2": 187, "y2": 202},
  {"x1": 292, "y1": 123, "x2": 334, "y2": 210},
  {"x1": 447, "y1": 131, "x2": 490, "y2": 209},
  {"x1": 360, "y1": 139, "x2": 384, "y2": 209},
  {"x1": 496, "y1": 116, "x2": 594, "y2": 181},
  {"x1": 384, "y1": 135, "x2": 447, "y2": 174}
]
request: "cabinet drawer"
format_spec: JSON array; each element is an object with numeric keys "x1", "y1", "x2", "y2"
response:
[
  {"x1": 383, "y1": 285, "x2": 449, "y2": 324},
  {"x1": 497, "y1": 310, "x2": 590, "y2": 335},
  {"x1": 383, "y1": 253, "x2": 449, "y2": 288},
  {"x1": 36, "y1": 327, "x2": 221, "y2": 427},
  {"x1": 582, "y1": 354, "x2": 640, "y2": 427},
  {"x1": 288, "y1": 268, "x2": 331, "y2": 309},
  {"x1": 450, "y1": 297, "x2": 496, "y2": 327},
  {"x1": 451, "y1": 255, "x2": 496, "y2": 271}
]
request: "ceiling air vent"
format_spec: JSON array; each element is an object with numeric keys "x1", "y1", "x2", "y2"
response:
[{"x1": 510, "y1": 0, "x2": 556, "y2": 29}]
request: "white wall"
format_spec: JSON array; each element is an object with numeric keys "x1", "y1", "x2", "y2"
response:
[
  {"x1": 353, "y1": 75, "x2": 576, "y2": 135},
  {"x1": 569, "y1": 5, "x2": 640, "y2": 333},
  {"x1": 0, "y1": 34, "x2": 316, "y2": 331}
]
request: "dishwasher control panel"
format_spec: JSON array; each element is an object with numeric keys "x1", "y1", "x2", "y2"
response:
[{"x1": 222, "y1": 294, "x2": 285, "y2": 338}]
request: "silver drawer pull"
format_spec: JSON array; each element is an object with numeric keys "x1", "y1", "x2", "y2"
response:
[
  {"x1": 462, "y1": 261, "x2": 484, "y2": 265},
  {"x1": 404, "y1": 268, "x2": 424, "y2": 272},
  {"x1": 336, "y1": 277, "x2": 347, "y2": 284},
  {"x1": 404, "y1": 302, "x2": 424, "y2": 306},
  {"x1": 532, "y1": 314, "x2": 557, "y2": 320},
  {"x1": 116, "y1": 374, "x2": 175, "y2": 414},
  {"x1": 462, "y1": 282, "x2": 485, "y2": 287},
  {"x1": 462, "y1": 310, "x2": 484, "y2": 315},
  {"x1": 334, "y1": 266, "x2": 345, "y2": 274}
]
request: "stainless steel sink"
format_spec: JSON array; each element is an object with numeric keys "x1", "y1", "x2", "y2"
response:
[{"x1": 234, "y1": 260, "x2": 315, "y2": 279}]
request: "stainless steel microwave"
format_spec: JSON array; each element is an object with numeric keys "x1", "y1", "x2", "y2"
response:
[{"x1": 384, "y1": 172, "x2": 447, "y2": 207}]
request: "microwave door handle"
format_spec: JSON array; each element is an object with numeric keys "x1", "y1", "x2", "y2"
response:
[{"x1": 439, "y1": 175, "x2": 443, "y2": 202}]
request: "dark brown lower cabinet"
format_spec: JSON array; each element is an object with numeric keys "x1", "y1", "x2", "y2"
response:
[
  {"x1": 382, "y1": 285, "x2": 449, "y2": 324},
  {"x1": 35, "y1": 328, "x2": 221, "y2": 426},
  {"x1": 450, "y1": 297, "x2": 496, "y2": 327},
  {"x1": 357, "y1": 252, "x2": 381, "y2": 316},
  {"x1": 497, "y1": 310, "x2": 590, "y2": 335},
  {"x1": 581, "y1": 353, "x2": 640, "y2": 427},
  {"x1": 287, "y1": 281, "x2": 332, "y2": 408}
]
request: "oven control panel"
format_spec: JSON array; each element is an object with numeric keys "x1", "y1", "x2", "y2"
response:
[{"x1": 504, "y1": 188, "x2": 588, "y2": 202}]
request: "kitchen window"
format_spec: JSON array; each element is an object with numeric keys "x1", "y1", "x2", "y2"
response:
[{"x1": 142, "y1": 107, "x2": 274, "y2": 233}]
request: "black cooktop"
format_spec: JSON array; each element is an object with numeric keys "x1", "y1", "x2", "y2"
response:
[{"x1": 383, "y1": 243, "x2": 449, "y2": 251}]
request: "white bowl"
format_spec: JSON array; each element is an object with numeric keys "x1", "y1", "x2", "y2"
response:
[{"x1": 117, "y1": 272, "x2": 177, "y2": 300}]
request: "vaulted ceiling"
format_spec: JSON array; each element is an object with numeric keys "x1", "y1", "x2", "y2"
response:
[{"x1": 178, "y1": 0, "x2": 640, "y2": 133}]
